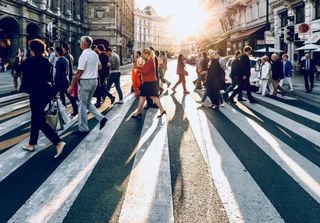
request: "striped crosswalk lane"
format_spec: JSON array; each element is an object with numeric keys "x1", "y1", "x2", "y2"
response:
[{"x1": 0, "y1": 88, "x2": 320, "y2": 222}]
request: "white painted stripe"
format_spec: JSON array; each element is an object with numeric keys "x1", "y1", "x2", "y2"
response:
[
  {"x1": 0, "y1": 93, "x2": 28, "y2": 104},
  {"x1": 222, "y1": 103, "x2": 320, "y2": 204},
  {"x1": 8, "y1": 95, "x2": 135, "y2": 223},
  {"x1": 253, "y1": 93, "x2": 320, "y2": 123},
  {"x1": 0, "y1": 89, "x2": 128, "y2": 182},
  {"x1": 0, "y1": 99, "x2": 29, "y2": 116},
  {"x1": 0, "y1": 112, "x2": 30, "y2": 136},
  {"x1": 119, "y1": 109, "x2": 174, "y2": 223},
  {"x1": 244, "y1": 102, "x2": 320, "y2": 146},
  {"x1": 173, "y1": 92, "x2": 283, "y2": 223}
]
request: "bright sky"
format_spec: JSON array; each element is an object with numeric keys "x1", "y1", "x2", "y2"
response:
[{"x1": 135, "y1": 0, "x2": 210, "y2": 40}]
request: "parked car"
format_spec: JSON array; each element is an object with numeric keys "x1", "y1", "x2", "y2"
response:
[
  {"x1": 224, "y1": 57, "x2": 260, "y2": 86},
  {"x1": 186, "y1": 53, "x2": 198, "y2": 65}
]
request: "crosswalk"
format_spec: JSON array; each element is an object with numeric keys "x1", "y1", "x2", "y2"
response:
[{"x1": 0, "y1": 85, "x2": 320, "y2": 223}]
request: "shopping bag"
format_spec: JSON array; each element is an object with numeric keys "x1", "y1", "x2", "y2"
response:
[
  {"x1": 56, "y1": 99, "x2": 71, "y2": 125},
  {"x1": 46, "y1": 101, "x2": 59, "y2": 130}
]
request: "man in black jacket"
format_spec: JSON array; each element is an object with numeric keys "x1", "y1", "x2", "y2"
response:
[
  {"x1": 229, "y1": 46, "x2": 256, "y2": 103},
  {"x1": 300, "y1": 53, "x2": 317, "y2": 93},
  {"x1": 271, "y1": 53, "x2": 286, "y2": 96}
]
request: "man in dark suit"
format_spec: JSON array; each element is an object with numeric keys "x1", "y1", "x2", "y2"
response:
[
  {"x1": 300, "y1": 53, "x2": 316, "y2": 93},
  {"x1": 240, "y1": 46, "x2": 256, "y2": 103}
]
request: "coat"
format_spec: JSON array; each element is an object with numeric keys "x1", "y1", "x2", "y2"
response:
[
  {"x1": 271, "y1": 60, "x2": 284, "y2": 80},
  {"x1": 207, "y1": 59, "x2": 225, "y2": 91}
]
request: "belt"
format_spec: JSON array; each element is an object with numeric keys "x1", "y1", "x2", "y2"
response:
[{"x1": 80, "y1": 78, "x2": 97, "y2": 80}]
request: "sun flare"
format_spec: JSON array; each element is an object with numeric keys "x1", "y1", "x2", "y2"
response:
[{"x1": 170, "y1": 0, "x2": 209, "y2": 41}]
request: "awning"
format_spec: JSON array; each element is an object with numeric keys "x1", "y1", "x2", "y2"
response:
[
  {"x1": 304, "y1": 32, "x2": 320, "y2": 44},
  {"x1": 230, "y1": 26, "x2": 264, "y2": 42}
]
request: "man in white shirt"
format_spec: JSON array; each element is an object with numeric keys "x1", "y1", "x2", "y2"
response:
[{"x1": 68, "y1": 36, "x2": 107, "y2": 134}]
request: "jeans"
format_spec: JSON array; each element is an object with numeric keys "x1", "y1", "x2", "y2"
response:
[
  {"x1": 78, "y1": 79, "x2": 105, "y2": 132},
  {"x1": 106, "y1": 72, "x2": 123, "y2": 100}
]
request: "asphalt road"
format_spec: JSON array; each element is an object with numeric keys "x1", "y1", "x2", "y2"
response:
[{"x1": 0, "y1": 60, "x2": 320, "y2": 223}]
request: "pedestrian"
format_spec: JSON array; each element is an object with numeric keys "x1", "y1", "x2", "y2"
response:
[
  {"x1": 95, "y1": 44, "x2": 115, "y2": 107},
  {"x1": 131, "y1": 48, "x2": 166, "y2": 118},
  {"x1": 172, "y1": 54, "x2": 189, "y2": 94},
  {"x1": 223, "y1": 50, "x2": 243, "y2": 101},
  {"x1": 145, "y1": 46, "x2": 159, "y2": 109},
  {"x1": 54, "y1": 47, "x2": 70, "y2": 107},
  {"x1": 279, "y1": 54, "x2": 294, "y2": 92},
  {"x1": 193, "y1": 52, "x2": 203, "y2": 89},
  {"x1": 227, "y1": 46, "x2": 256, "y2": 103},
  {"x1": 300, "y1": 53, "x2": 317, "y2": 93},
  {"x1": 206, "y1": 52, "x2": 225, "y2": 109},
  {"x1": 271, "y1": 53, "x2": 286, "y2": 96},
  {"x1": 257, "y1": 55, "x2": 271, "y2": 96},
  {"x1": 131, "y1": 51, "x2": 145, "y2": 97},
  {"x1": 216, "y1": 50, "x2": 226, "y2": 106},
  {"x1": 197, "y1": 52, "x2": 210, "y2": 90},
  {"x1": 67, "y1": 36, "x2": 108, "y2": 135},
  {"x1": 0, "y1": 57, "x2": 4, "y2": 72},
  {"x1": 19, "y1": 39, "x2": 66, "y2": 158},
  {"x1": 156, "y1": 50, "x2": 171, "y2": 94},
  {"x1": 105, "y1": 48, "x2": 123, "y2": 104},
  {"x1": 11, "y1": 49, "x2": 25, "y2": 93},
  {"x1": 62, "y1": 43, "x2": 78, "y2": 116}
]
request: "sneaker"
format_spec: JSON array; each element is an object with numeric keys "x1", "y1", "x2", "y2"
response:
[
  {"x1": 94, "y1": 103, "x2": 101, "y2": 108},
  {"x1": 117, "y1": 100, "x2": 124, "y2": 104},
  {"x1": 22, "y1": 144, "x2": 36, "y2": 152}
]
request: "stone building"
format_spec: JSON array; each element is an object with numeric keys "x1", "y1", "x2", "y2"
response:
[
  {"x1": 88, "y1": 0, "x2": 134, "y2": 64},
  {"x1": 134, "y1": 6, "x2": 176, "y2": 52},
  {"x1": 0, "y1": 0, "x2": 88, "y2": 68}
]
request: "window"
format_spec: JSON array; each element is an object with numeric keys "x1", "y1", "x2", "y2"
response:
[
  {"x1": 294, "y1": 4, "x2": 305, "y2": 24},
  {"x1": 279, "y1": 10, "x2": 288, "y2": 27},
  {"x1": 316, "y1": 0, "x2": 320, "y2": 19}
]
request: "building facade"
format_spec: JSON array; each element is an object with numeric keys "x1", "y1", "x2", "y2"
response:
[
  {"x1": 203, "y1": 0, "x2": 320, "y2": 60},
  {"x1": 88, "y1": 0, "x2": 134, "y2": 64},
  {"x1": 134, "y1": 6, "x2": 176, "y2": 52},
  {"x1": 0, "y1": 0, "x2": 88, "y2": 68},
  {"x1": 271, "y1": 0, "x2": 320, "y2": 62}
]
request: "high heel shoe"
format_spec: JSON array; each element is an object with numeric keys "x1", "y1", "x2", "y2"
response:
[
  {"x1": 131, "y1": 113, "x2": 142, "y2": 119},
  {"x1": 157, "y1": 110, "x2": 167, "y2": 118}
]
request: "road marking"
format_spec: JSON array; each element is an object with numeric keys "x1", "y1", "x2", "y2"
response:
[
  {"x1": 244, "y1": 102, "x2": 320, "y2": 146},
  {"x1": 253, "y1": 93, "x2": 320, "y2": 123},
  {"x1": 119, "y1": 109, "x2": 174, "y2": 223},
  {"x1": 0, "y1": 93, "x2": 28, "y2": 104},
  {"x1": 223, "y1": 102, "x2": 320, "y2": 204},
  {"x1": 8, "y1": 95, "x2": 135, "y2": 223},
  {"x1": 0, "y1": 99, "x2": 29, "y2": 116},
  {"x1": 0, "y1": 112, "x2": 30, "y2": 136},
  {"x1": 173, "y1": 92, "x2": 283, "y2": 223}
]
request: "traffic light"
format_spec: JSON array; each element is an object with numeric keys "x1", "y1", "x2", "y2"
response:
[
  {"x1": 286, "y1": 25, "x2": 294, "y2": 42},
  {"x1": 52, "y1": 19, "x2": 59, "y2": 41}
]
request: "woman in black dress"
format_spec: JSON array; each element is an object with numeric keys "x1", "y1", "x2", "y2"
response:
[{"x1": 20, "y1": 39, "x2": 66, "y2": 158}]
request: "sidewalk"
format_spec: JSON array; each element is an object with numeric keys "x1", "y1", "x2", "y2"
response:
[{"x1": 287, "y1": 74, "x2": 320, "y2": 103}]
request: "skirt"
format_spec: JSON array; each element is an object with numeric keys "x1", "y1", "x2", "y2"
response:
[{"x1": 139, "y1": 81, "x2": 159, "y2": 97}]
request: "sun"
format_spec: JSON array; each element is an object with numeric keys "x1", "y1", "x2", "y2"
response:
[{"x1": 169, "y1": 0, "x2": 209, "y2": 41}]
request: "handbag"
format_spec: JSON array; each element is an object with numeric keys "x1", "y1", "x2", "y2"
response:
[
  {"x1": 57, "y1": 99, "x2": 71, "y2": 125},
  {"x1": 46, "y1": 101, "x2": 59, "y2": 130}
]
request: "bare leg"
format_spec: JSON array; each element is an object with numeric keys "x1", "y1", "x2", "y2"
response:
[
  {"x1": 150, "y1": 96, "x2": 165, "y2": 113},
  {"x1": 134, "y1": 96, "x2": 146, "y2": 115}
]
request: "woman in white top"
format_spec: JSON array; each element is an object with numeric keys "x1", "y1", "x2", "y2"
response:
[{"x1": 258, "y1": 56, "x2": 272, "y2": 96}]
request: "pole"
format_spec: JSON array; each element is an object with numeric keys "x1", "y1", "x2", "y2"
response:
[{"x1": 265, "y1": 0, "x2": 269, "y2": 55}]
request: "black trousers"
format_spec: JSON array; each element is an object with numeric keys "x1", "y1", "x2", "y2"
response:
[
  {"x1": 303, "y1": 71, "x2": 314, "y2": 91},
  {"x1": 58, "y1": 88, "x2": 78, "y2": 114},
  {"x1": 208, "y1": 89, "x2": 220, "y2": 106},
  {"x1": 29, "y1": 95, "x2": 61, "y2": 146},
  {"x1": 230, "y1": 78, "x2": 254, "y2": 101}
]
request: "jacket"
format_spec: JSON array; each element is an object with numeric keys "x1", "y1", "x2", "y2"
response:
[
  {"x1": 240, "y1": 54, "x2": 251, "y2": 77},
  {"x1": 300, "y1": 59, "x2": 316, "y2": 73},
  {"x1": 259, "y1": 62, "x2": 271, "y2": 80},
  {"x1": 230, "y1": 58, "x2": 242, "y2": 79},
  {"x1": 138, "y1": 58, "x2": 157, "y2": 82},
  {"x1": 271, "y1": 60, "x2": 284, "y2": 80},
  {"x1": 283, "y1": 60, "x2": 292, "y2": 77}
]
